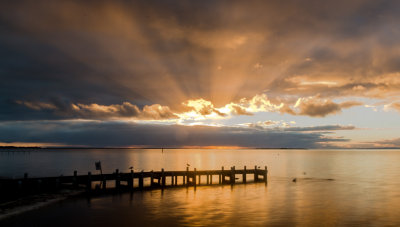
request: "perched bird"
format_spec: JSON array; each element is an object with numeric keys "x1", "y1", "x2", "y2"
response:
[
  {"x1": 186, "y1": 163, "x2": 190, "y2": 167},
  {"x1": 292, "y1": 178, "x2": 297, "y2": 182},
  {"x1": 129, "y1": 166, "x2": 133, "y2": 170}
]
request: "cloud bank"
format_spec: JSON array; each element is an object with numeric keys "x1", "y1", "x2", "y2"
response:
[{"x1": 0, "y1": 121, "x2": 350, "y2": 148}]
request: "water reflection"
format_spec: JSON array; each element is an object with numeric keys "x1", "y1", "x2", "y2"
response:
[{"x1": 2, "y1": 149, "x2": 400, "y2": 226}]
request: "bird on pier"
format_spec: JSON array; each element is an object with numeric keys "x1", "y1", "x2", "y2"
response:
[
  {"x1": 129, "y1": 166, "x2": 133, "y2": 170},
  {"x1": 292, "y1": 178, "x2": 297, "y2": 182},
  {"x1": 186, "y1": 163, "x2": 190, "y2": 167}
]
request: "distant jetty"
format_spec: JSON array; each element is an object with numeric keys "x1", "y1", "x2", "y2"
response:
[{"x1": 0, "y1": 166, "x2": 268, "y2": 201}]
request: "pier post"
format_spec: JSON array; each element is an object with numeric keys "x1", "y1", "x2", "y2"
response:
[
  {"x1": 220, "y1": 166, "x2": 224, "y2": 184},
  {"x1": 150, "y1": 171, "x2": 154, "y2": 187},
  {"x1": 73, "y1": 171, "x2": 78, "y2": 189},
  {"x1": 230, "y1": 166, "x2": 235, "y2": 184},
  {"x1": 254, "y1": 165, "x2": 258, "y2": 182},
  {"x1": 207, "y1": 174, "x2": 209, "y2": 185},
  {"x1": 56, "y1": 178, "x2": 60, "y2": 190},
  {"x1": 87, "y1": 171, "x2": 92, "y2": 192},
  {"x1": 37, "y1": 179, "x2": 42, "y2": 192},
  {"x1": 243, "y1": 166, "x2": 247, "y2": 183},
  {"x1": 186, "y1": 167, "x2": 189, "y2": 187},
  {"x1": 198, "y1": 172, "x2": 201, "y2": 185},
  {"x1": 264, "y1": 166, "x2": 268, "y2": 183},
  {"x1": 102, "y1": 178, "x2": 107, "y2": 190},
  {"x1": 115, "y1": 169, "x2": 120, "y2": 190},
  {"x1": 210, "y1": 175, "x2": 213, "y2": 185},
  {"x1": 171, "y1": 172, "x2": 174, "y2": 186},
  {"x1": 139, "y1": 171, "x2": 144, "y2": 190},
  {"x1": 161, "y1": 168, "x2": 166, "y2": 188},
  {"x1": 22, "y1": 173, "x2": 28, "y2": 193},
  {"x1": 194, "y1": 168, "x2": 197, "y2": 187},
  {"x1": 128, "y1": 170, "x2": 134, "y2": 190},
  {"x1": 175, "y1": 175, "x2": 178, "y2": 186}
]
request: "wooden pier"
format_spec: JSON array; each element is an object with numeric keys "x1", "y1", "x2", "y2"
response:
[{"x1": 0, "y1": 166, "x2": 267, "y2": 201}]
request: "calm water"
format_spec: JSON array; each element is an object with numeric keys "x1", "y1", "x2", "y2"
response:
[{"x1": 2, "y1": 149, "x2": 400, "y2": 226}]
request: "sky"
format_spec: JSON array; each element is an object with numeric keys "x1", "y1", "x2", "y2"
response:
[{"x1": 1, "y1": 0, "x2": 400, "y2": 148}]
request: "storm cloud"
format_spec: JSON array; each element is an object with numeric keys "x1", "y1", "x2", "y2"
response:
[
  {"x1": 0, "y1": 121, "x2": 348, "y2": 148},
  {"x1": 1, "y1": 0, "x2": 400, "y2": 147}
]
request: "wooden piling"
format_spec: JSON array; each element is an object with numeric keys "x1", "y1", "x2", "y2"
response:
[
  {"x1": 1, "y1": 166, "x2": 268, "y2": 195},
  {"x1": 56, "y1": 178, "x2": 60, "y2": 190},
  {"x1": 115, "y1": 169, "x2": 120, "y2": 190},
  {"x1": 243, "y1": 166, "x2": 247, "y2": 183},
  {"x1": 37, "y1": 179, "x2": 42, "y2": 192},
  {"x1": 254, "y1": 165, "x2": 258, "y2": 182},
  {"x1": 186, "y1": 167, "x2": 189, "y2": 187},
  {"x1": 264, "y1": 166, "x2": 268, "y2": 183},
  {"x1": 220, "y1": 166, "x2": 224, "y2": 184},
  {"x1": 150, "y1": 171, "x2": 154, "y2": 187},
  {"x1": 198, "y1": 172, "x2": 201, "y2": 185},
  {"x1": 161, "y1": 168, "x2": 166, "y2": 188},
  {"x1": 193, "y1": 168, "x2": 197, "y2": 187},
  {"x1": 87, "y1": 171, "x2": 92, "y2": 191},
  {"x1": 128, "y1": 170, "x2": 134, "y2": 190},
  {"x1": 73, "y1": 170, "x2": 78, "y2": 189},
  {"x1": 230, "y1": 166, "x2": 235, "y2": 184},
  {"x1": 139, "y1": 171, "x2": 144, "y2": 189},
  {"x1": 102, "y1": 178, "x2": 107, "y2": 190}
]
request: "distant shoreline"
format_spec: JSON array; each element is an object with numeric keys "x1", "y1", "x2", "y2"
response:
[{"x1": 1, "y1": 146, "x2": 400, "y2": 150}]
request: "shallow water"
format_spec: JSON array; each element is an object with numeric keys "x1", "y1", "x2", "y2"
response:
[{"x1": 2, "y1": 149, "x2": 400, "y2": 226}]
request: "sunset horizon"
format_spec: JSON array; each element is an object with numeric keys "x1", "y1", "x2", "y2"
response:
[{"x1": 2, "y1": 1, "x2": 400, "y2": 226}]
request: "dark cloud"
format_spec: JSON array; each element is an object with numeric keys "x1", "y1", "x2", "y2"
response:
[
  {"x1": 15, "y1": 100, "x2": 177, "y2": 120},
  {"x1": 293, "y1": 99, "x2": 363, "y2": 117},
  {"x1": 284, "y1": 125, "x2": 355, "y2": 132},
  {"x1": 0, "y1": 121, "x2": 347, "y2": 148},
  {"x1": 1, "y1": 0, "x2": 400, "y2": 122}
]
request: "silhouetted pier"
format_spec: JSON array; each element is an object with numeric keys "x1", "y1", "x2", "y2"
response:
[{"x1": 0, "y1": 166, "x2": 267, "y2": 201}]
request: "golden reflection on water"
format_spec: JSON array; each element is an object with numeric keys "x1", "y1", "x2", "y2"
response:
[{"x1": 3, "y1": 149, "x2": 400, "y2": 226}]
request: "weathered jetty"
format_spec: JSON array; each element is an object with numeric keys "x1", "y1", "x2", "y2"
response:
[{"x1": 0, "y1": 166, "x2": 267, "y2": 201}]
